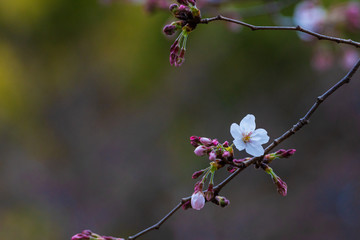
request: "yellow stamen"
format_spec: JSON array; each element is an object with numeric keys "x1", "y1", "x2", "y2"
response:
[{"x1": 242, "y1": 133, "x2": 252, "y2": 143}]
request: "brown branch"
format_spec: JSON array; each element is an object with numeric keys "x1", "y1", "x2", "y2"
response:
[
  {"x1": 200, "y1": 15, "x2": 360, "y2": 48},
  {"x1": 128, "y1": 200, "x2": 187, "y2": 240},
  {"x1": 127, "y1": 57, "x2": 360, "y2": 240}
]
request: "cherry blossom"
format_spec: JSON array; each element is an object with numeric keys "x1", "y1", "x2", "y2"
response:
[{"x1": 230, "y1": 114, "x2": 269, "y2": 157}]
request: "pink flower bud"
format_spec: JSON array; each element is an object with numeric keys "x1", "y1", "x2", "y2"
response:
[
  {"x1": 71, "y1": 234, "x2": 90, "y2": 240},
  {"x1": 222, "y1": 151, "x2": 231, "y2": 158},
  {"x1": 170, "y1": 40, "x2": 179, "y2": 52},
  {"x1": 204, "y1": 183, "x2": 214, "y2": 201},
  {"x1": 190, "y1": 135, "x2": 200, "y2": 147},
  {"x1": 182, "y1": 199, "x2": 191, "y2": 210},
  {"x1": 191, "y1": 191, "x2": 205, "y2": 210},
  {"x1": 169, "y1": 3, "x2": 179, "y2": 13},
  {"x1": 233, "y1": 158, "x2": 247, "y2": 165},
  {"x1": 222, "y1": 141, "x2": 229, "y2": 147},
  {"x1": 212, "y1": 139, "x2": 219, "y2": 145},
  {"x1": 282, "y1": 149, "x2": 296, "y2": 158},
  {"x1": 163, "y1": 24, "x2": 177, "y2": 35},
  {"x1": 169, "y1": 52, "x2": 177, "y2": 66},
  {"x1": 208, "y1": 151, "x2": 216, "y2": 161},
  {"x1": 215, "y1": 196, "x2": 230, "y2": 207},
  {"x1": 178, "y1": 4, "x2": 187, "y2": 11},
  {"x1": 192, "y1": 169, "x2": 204, "y2": 179},
  {"x1": 275, "y1": 177, "x2": 288, "y2": 197},
  {"x1": 227, "y1": 166, "x2": 238, "y2": 173},
  {"x1": 194, "y1": 145, "x2": 207, "y2": 156},
  {"x1": 275, "y1": 149, "x2": 286, "y2": 155},
  {"x1": 199, "y1": 137, "x2": 212, "y2": 146},
  {"x1": 194, "y1": 181, "x2": 203, "y2": 192},
  {"x1": 204, "y1": 191, "x2": 214, "y2": 201}
]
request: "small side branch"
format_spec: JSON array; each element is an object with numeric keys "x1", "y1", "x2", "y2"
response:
[{"x1": 200, "y1": 15, "x2": 360, "y2": 48}]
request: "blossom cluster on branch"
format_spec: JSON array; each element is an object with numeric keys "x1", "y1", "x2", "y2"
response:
[
  {"x1": 185, "y1": 114, "x2": 295, "y2": 211},
  {"x1": 73, "y1": 0, "x2": 360, "y2": 239}
]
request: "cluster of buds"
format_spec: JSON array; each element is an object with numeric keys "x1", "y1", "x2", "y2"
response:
[
  {"x1": 263, "y1": 165, "x2": 288, "y2": 197},
  {"x1": 163, "y1": 0, "x2": 201, "y2": 66},
  {"x1": 71, "y1": 230, "x2": 124, "y2": 240},
  {"x1": 263, "y1": 149, "x2": 296, "y2": 164},
  {"x1": 187, "y1": 136, "x2": 234, "y2": 210},
  {"x1": 191, "y1": 136, "x2": 234, "y2": 166}
]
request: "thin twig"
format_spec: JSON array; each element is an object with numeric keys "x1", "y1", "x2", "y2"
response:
[
  {"x1": 128, "y1": 200, "x2": 186, "y2": 240},
  {"x1": 127, "y1": 57, "x2": 360, "y2": 239},
  {"x1": 200, "y1": 15, "x2": 360, "y2": 48}
]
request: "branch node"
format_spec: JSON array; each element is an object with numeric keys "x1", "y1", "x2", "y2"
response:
[{"x1": 316, "y1": 96, "x2": 324, "y2": 102}]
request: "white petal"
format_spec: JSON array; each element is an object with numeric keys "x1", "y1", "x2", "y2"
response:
[
  {"x1": 233, "y1": 139, "x2": 246, "y2": 151},
  {"x1": 240, "y1": 114, "x2": 256, "y2": 133},
  {"x1": 230, "y1": 123, "x2": 242, "y2": 139},
  {"x1": 245, "y1": 143, "x2": 264, "y2": 157},
  {"x1": 251, "y1": 128, "x2": 270, "y2": 144}
]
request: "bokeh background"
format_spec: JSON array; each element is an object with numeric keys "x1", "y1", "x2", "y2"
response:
[{"x1": 0, "y1": 0, "x2": 359, "y2": 239}]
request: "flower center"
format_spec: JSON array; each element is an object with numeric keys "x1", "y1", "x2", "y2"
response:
[{"x1": 242, "y1": 132, "x2": 252, "y2": 143}]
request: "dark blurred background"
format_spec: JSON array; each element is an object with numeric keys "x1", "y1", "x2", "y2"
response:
[{"x1": 0, "y1": 0, "x2": 359, "y2": 239}]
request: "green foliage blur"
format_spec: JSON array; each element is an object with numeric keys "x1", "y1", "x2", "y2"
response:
[{"x1": 0, "y1": 0, "x2": 359, "y2": 239}]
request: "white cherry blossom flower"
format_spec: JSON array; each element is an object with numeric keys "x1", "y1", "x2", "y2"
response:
[{"x1": 230, "y1": 114, "x2": 270, "y2": 157}]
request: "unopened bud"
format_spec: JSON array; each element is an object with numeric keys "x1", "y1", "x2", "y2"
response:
[
  {"x1": 72, "y1": 234, "x2": 90, "y2": 240},
  {"x1": 71, "y1": 230, "x2": 124, "y2": 240},
  {"x1": 190, "y1": 135, "x2": 200, "y2": 147},
  {"x1": 215, "y1": 196, "x2": 230, "y2": 207},
  {"x1": 194, "y1": 181, "x2": 204, "y2": 192},
  {"x1": 212, "y1": 139, "x2": 219, "y2": 145},
  {"x1": 275, "y1": 149, "x2": 286, "y2": 155},
  {"x1": 205, "y1": 184, "x2": 214, "y2": 201},
  {"x1": 222, "y1": 141, "x2": 229, "y2": 147},
  {"x1": 169, "y1": 52, "x2": 177, "y2": 66},
  {"x1": 170, "y1": 40, "x2": 179, "y2": 52},
  {"x1": 282, "y1": 149, "x2": 296, "y2": 158},
  {"x1": 275, "y1": 177, "x2": 288, "y2": 196},
  {"x1": 182, "y1": 199, "x2": 192, "y2": 210},
  {"x1": 194, "y1": 145, "x2": 207, "y2": 156},
  {"x1": 163, "y1": 24, "x2": 177, "y2": 35},
  {"x1": 222, "y1": 151, "x2": 231, "y2": 158},
  {"x1": 192, "y1": 169, "x2": 204, "y2": 179},
  {"x1": 227, "y1": 166, "x2": 238, "y2": 173},
  {"x1": 233, "y1": 158, "x2": 248, "y2": 166},
  {"x1": 169, "y1": 3, "x2": 179, "y2": 13},
  {"x1": 200, "y1": 137, "x2": 212, "y2": 146},
  {"x1": 191, "y1": 191, "x2": 205, "y2": 210},
  {"x1": 209, "y1": 151, "x2": 216, "y2": 161}
]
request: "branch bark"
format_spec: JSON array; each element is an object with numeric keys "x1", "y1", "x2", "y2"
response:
[{"x1": 200, "y1": 15, "x2": 360, "y2": 48}]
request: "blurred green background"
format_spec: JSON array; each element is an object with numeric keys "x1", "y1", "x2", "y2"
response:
[{"x1": 0, "y1": 0, "x2": 359, "y2": 239}]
